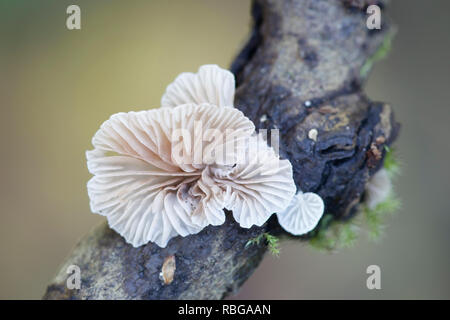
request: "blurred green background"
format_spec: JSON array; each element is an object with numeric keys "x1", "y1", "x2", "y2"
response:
[{"x1": 0, "y1": 0, "x2": 449, "y2": 299}]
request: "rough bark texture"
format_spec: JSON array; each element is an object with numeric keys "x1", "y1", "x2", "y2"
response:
[{"x1": 43, "y1": 0, "x2": 399, "y2": 300}]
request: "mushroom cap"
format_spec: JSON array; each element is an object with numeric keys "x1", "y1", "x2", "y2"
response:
[
  {"x1": 276, "y1": 191, "x2": 325, "y2": 236},
  {"x1": 161, "y1": 64, "x2": 235, "y2": 108},
  {"x1": 87, "y1": 103, "x2": 254, "y2": 247}
]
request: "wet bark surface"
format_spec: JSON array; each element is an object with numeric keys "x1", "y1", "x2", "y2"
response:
[{"x1": 44, "y1": 0, "x2": 399, "y2": 300}]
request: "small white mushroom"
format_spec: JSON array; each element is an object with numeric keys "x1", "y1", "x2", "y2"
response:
[
  {"x1": 276, "y1": 191, "x2": 325, "y2": 236},
  {"x1": 365, "y1": 168, "x2": 391, "y2": 209}
]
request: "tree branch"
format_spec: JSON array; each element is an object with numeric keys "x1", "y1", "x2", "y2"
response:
[{"x1": 43, "y1": 0, "x2": 398, "y2": 300}]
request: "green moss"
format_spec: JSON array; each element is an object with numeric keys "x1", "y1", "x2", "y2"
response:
[
  {"x1": 338, "y1": 223, "x2": 359, "y2": 248},
  {"x1": 384, "y1": 146, "x2": 401, "y2": 177},
  {"x1": 246, "y1": 232, "x2": 280, "y2": 257},
  {"x1": 309, "y1": 214, "x2": 359, "y2": 252},
  {"x1": 360, "y1": 32, "x2": 394, "y2": 78},
  {"x1": 364, "y1": 194, "x2": 401, "y2": 241}
]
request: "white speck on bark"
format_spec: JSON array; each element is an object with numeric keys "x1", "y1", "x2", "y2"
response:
[{"x1": 308, "y1": 129, "x2": 318, "y2": 141}]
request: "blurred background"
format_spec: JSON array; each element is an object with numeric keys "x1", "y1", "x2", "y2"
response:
[{"x1": 0, "y1": 0, "x2": 449, "y2": 299}]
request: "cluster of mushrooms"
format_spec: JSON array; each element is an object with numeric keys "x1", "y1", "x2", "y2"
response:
[{"x1": 86, "y1": 65, "x2": 330, "y2": 248}]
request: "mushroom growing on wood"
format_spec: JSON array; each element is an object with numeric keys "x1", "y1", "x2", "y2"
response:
[
  {"x1": 86, "y1": 65, "x2": 297, "y2": 248},
  {"x1": 276, "y1": 191, "x2": 325, "y2": 236}
]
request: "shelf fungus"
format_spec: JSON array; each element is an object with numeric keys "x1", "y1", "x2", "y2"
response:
[{"x1": 86, "y1": 64, "x2": 326, "y2": 248}]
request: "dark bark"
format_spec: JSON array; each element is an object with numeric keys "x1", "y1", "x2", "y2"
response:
[{"x1": 43, "y1": 0, "x2": 399, "y2": 300}]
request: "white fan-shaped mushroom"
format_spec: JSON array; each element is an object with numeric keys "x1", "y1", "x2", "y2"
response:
[
  {"x1": 87, "y1": 103, "x2": 255, "y2": 247},
  {"x1": 276, "y1": 191, "x2": 325, "y2": 236},
  {"x1": 365, "y1": 168, "x2": 391, "y2": 209},
  {"x1": 161, "y1": 65, "x2": 235, "y2": 108}
]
